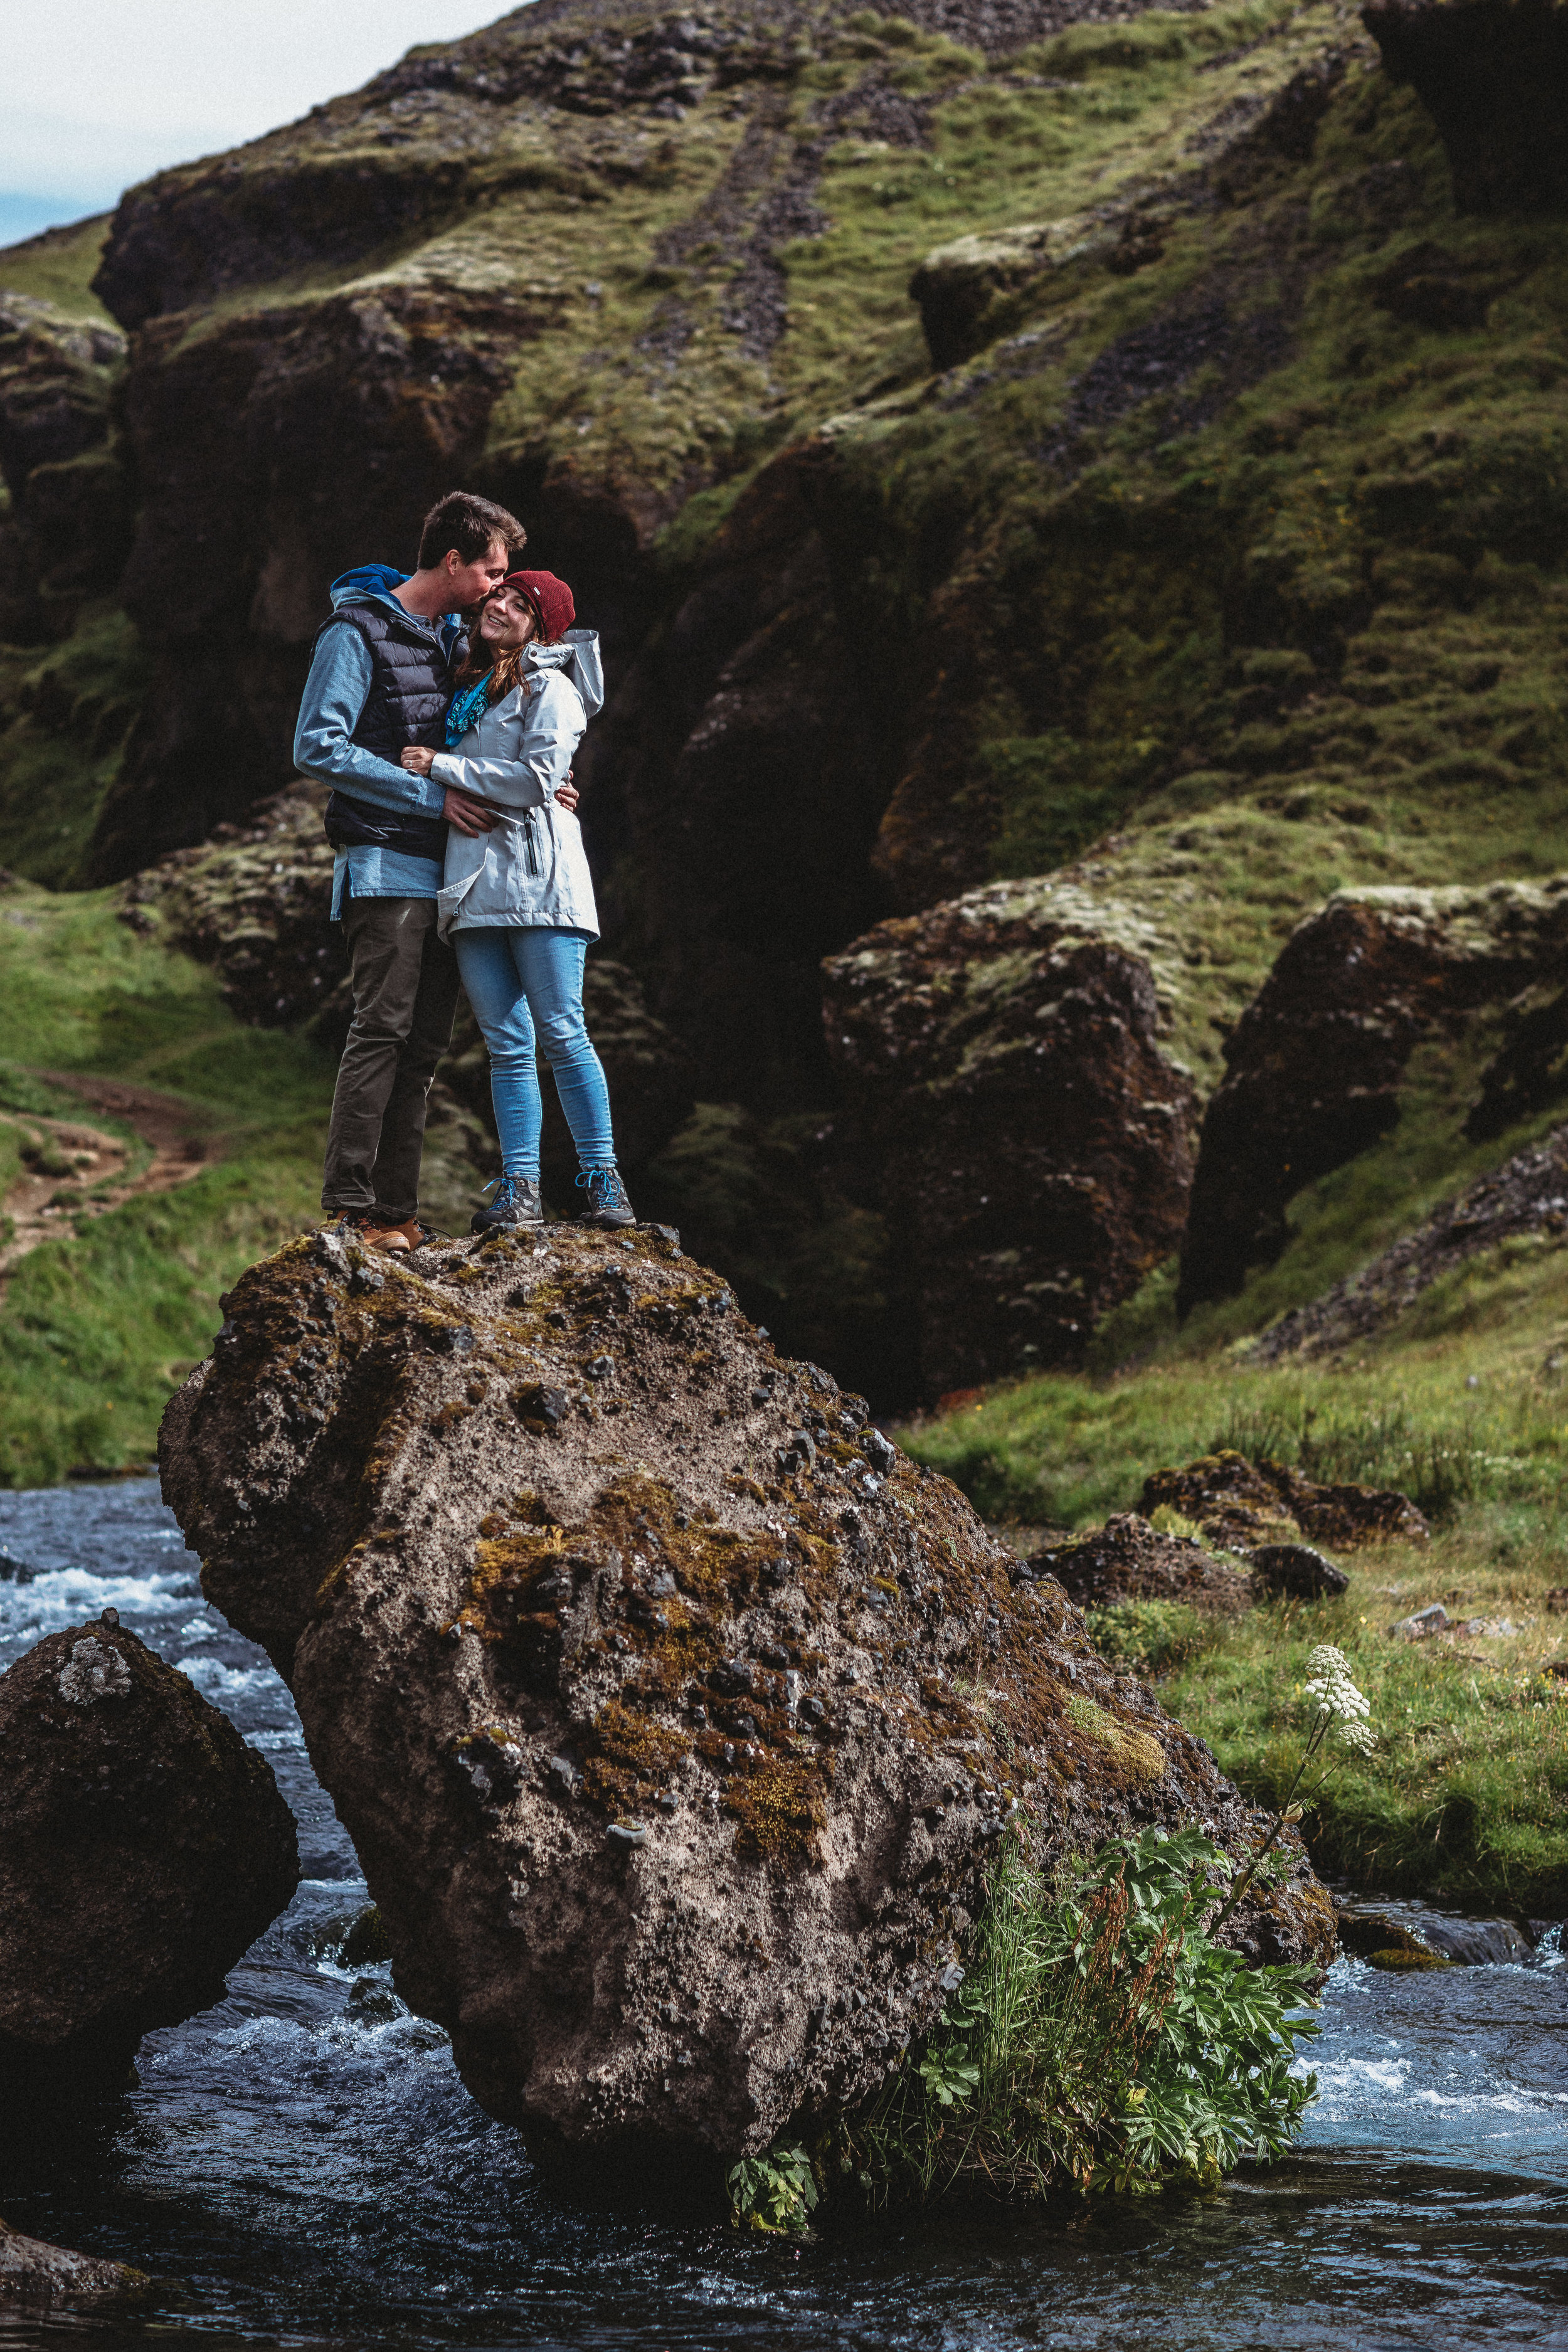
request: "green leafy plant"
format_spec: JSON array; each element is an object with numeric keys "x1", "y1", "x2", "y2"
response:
[
  {"x1": 781, "y1": 1825, "x2": 1320, "y2": 2221},
  {"x1": 726, "y1": 2141, "x2": 819, "y2": 2234}
]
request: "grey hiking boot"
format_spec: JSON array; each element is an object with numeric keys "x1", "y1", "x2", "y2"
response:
[
  {"x1": 471, "y1": 1175, "x2": 544, "y2": 1236},
  {"x1": 576, "y1": 1163, "x2": 635, "y2": 1228}
]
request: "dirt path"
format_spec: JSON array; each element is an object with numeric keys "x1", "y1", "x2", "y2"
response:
[{"x1": 0, "y1": 1075, "x2": 218, "y2": 1281}]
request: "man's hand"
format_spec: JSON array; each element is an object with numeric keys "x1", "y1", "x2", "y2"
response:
[
  {"x1": 400, "y1": 745, "x2": 437, "y2": 776},
  {"x1": 443, "y1": 787, "x2": 497, "y2": 837}
]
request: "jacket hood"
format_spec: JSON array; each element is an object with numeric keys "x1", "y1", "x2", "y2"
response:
[
  {"x1": 525, "y1": 629, "x2": 603, "y2": 718},
  {"x1": 329, "y1": 564, "x2": 462, "y2": 652}
]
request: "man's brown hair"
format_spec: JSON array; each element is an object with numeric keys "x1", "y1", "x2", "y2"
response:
[{"x1": 416, "y1": 490, "x2": 526, "y2": 571}]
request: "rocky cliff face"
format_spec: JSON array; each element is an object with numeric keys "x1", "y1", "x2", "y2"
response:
[
  {"x1": 1179, "y1": 881, "x2": 1568, "y2": 1310},
  {"x1": 158, "y1": 1221, "x2": 1333, "y2": 2178},
  {"x1": 0, "y1": 289, "x2": 127, "y2": 644},
  {"x1": 823, "y1": 875, "x2": 1195, "y2": 1396},
  {"x1": 1363, "y1": 0, "x2": 1568, "y2": 215},
  {"x1": 0, "y1": 1613, "x2": 299, "y2": 2099}
]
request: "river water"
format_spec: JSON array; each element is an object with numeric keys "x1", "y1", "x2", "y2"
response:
[{"x1": 1, "y1": 1478, "x2": 1564, "y2": 2351}]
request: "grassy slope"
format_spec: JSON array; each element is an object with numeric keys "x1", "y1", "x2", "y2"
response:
[
  {"x1": 901, "y1": 1118, "x2": 1568, "y2": 1907},
  {"x1": 0, "y1": 216, "x2": 114, "y2": 319},
  {"x1": 0, "y1": 880, "x2": 331, "y2": 1486}
]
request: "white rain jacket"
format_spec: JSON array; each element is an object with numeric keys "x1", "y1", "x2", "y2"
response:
[{"x1": 432, "y1": 630, "x2": 603, "y2": 940}]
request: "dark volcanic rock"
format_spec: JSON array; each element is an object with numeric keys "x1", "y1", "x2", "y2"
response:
[
  {"x1": 157, "y1": 1222, "x2": 1334, "y2": 2180},
  {"x1": 1363, "y1": 0, "x2": 1568, "y2": 216},
  {"x1": 1140, "y1": 1451, "x2": 1428, "y2": 1552},
  {"x1": 1179, "y1": 882, "x2": 1568, "y2": 1311},
  {"x1": 822, "y1": 877, "x2": 1195, "y2": 1399},
  {"x1": 0, "y1": 1615, "x2": 299, "y2": 2099},
  {"x1": 1248, "y1": 1544, "x2": 1350, "y2": 1601},
  {"x1": 1034, "y1": 1514, "x2": 1254, "y2": 1616},
  {"x1": 0, "y1": 2220, "x2": 147, "y2": 2302},
  {"x1": 1254, "y1": 1123, "x2": 1568, "y2": 1364},
  {"x1": 0, "y1": 290, "x2": 129, "y2": 642}
]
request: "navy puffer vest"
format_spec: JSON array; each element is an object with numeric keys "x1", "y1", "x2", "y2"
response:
[{"x1": 318, "y1": 601, "x2": 463, "y2": 861}]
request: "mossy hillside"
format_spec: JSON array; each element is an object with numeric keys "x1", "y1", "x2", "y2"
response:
[
  {"x1": 105, "y1": 4, "x2": 1327, "y2": 515},
  {"x1": 0, "y1": 606, "x2": 144, "y2": 886},
  {"x1": 0, "y1": 876, "x2": 332, "y2": 1485},
  {"x1": 797, "y1": 19, "x2": 1568, "y2": 1030}
]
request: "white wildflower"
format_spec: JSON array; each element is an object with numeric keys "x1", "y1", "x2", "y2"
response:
[{"x1": 1303, "y1": 1643, "x2": 1375, "y2": 1747}]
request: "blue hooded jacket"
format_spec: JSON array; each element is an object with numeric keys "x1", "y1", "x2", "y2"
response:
[{"x1": 293, "y1": 566, "x2": 465, "y2": 914}]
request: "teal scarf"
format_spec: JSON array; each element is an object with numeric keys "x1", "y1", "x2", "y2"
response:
[{"x1": 445, "y1": 669, "x2": 493, "y2": 748}]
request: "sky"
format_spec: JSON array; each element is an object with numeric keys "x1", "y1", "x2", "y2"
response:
[{"x1": 0, "y1": 0, "x2": 526, "y2": 250}]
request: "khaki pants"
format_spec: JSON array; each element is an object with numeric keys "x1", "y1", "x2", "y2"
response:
[{"x1": 320, "y1": 895, "x2": 461, "y2": 1222}]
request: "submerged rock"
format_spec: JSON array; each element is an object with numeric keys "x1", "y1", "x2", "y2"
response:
[
  {"x1": 0, "y1": 1614, "x2": 299, "y2": 2100},
  {"x1": 1140, "y1": 1451, "x2": 1428, "y2": 1553},
  {"x1": 1034, "y1": 1513, "x2": 1253, "y2": 1616},
  {"x1": 1337, "y1": 1896, "x2": 1534, "y2": 1969},
  {"x1": 822, "y1": 879, "x2": 1195, "y2": 1399},
  {"x1": 0, "y1": 2219, "x2": 147, "y2": 2302},
  {"x1": 159, "y1": 1224, "x2": 1334, "y2": 2180}
]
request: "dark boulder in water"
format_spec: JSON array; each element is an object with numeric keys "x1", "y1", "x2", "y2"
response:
[
  {"x1": 0, "y1": 1614, "x2": 299, "y2": 2102},
  {"x1": 0, "y1": 2218, "x2": 147, "y2": 2302},
  {"x1": 159, "y1": 1222, "x2": 1335, "y2": 2183}
]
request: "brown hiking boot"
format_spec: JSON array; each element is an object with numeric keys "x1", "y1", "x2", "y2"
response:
[{"x1": 334, "y1": 1214, "x2": 413, "y2": 1255}]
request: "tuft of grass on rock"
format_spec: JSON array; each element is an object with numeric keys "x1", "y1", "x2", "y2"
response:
[{"x1": 734, "y1": 1824, "x2": 1319, "y2": 2227}]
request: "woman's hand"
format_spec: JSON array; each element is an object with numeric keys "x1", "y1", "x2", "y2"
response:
[
  {"x1": 556, "y1": 768, "x2": 580, "y2": 813},
  {"x1": 400, "y1": 746, "x2": 436, "y2": 776}
]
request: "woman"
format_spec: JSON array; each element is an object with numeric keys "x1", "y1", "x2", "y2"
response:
[{"x1": 399, "y1": 568, "x2": 634, "y2": 1233}]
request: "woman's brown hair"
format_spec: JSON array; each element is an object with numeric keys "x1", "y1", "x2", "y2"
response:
[{"x1": 455, "y1": 592, "x2": 541, "y2": 699}]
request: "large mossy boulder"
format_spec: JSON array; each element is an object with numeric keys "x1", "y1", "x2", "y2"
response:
[
  {"x1": 1363, "y1": 0, "x2": 1568, "y2": 215},
  {"x1": 0, "y1": 1615, "x2": 299, "y2": 2102},
  {"x1": 822, "y1": 876, "x2": 1195, "y2": 1399},
  {"x1": 1179, "y1": 880, "x2": 1568, "y2": 1311},
  {"x1": 158, "y1": 1221, "x2": 1333, "y2": 2184}
]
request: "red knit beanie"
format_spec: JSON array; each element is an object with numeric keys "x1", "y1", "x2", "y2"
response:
[{"x1": 497, "y1": 568, "x2": 575, "y2": 643}]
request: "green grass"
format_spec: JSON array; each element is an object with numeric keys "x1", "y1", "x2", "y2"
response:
[
  {"x1": 0, "y1": 877, "x2": 332, "y2": 1485},
  {"x1": 0, "y1": 606, "x2": 146, "y2": 886},
  {"x1": 902, "y1": 1134, "x2": 1568, "y2": 1910},
  {"x1": 0, "y1": 215, "x2": 115, "y2": 319}
]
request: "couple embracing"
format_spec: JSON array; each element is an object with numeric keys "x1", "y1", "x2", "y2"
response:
[{"x1": 293, "y1": 489, "x2": 634, "y2": 1254}]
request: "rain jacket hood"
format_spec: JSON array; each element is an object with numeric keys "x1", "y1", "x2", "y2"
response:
[{"x1": 327, "y1": 564, "x2": 465, "y2": 655}]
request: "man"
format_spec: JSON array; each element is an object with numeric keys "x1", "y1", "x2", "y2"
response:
[{"x1": 294, "y1": 488, "x2": 525, "y2": 1253}]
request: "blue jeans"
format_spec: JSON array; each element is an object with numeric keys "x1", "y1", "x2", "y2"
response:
[{"x1": 452, "y1": 926, "x2": 616, "y2": 1182}]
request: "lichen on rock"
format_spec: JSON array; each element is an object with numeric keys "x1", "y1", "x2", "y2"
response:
[{"x1": 159, "y1": 1219, "x2": 1334, "y2": 2182}]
